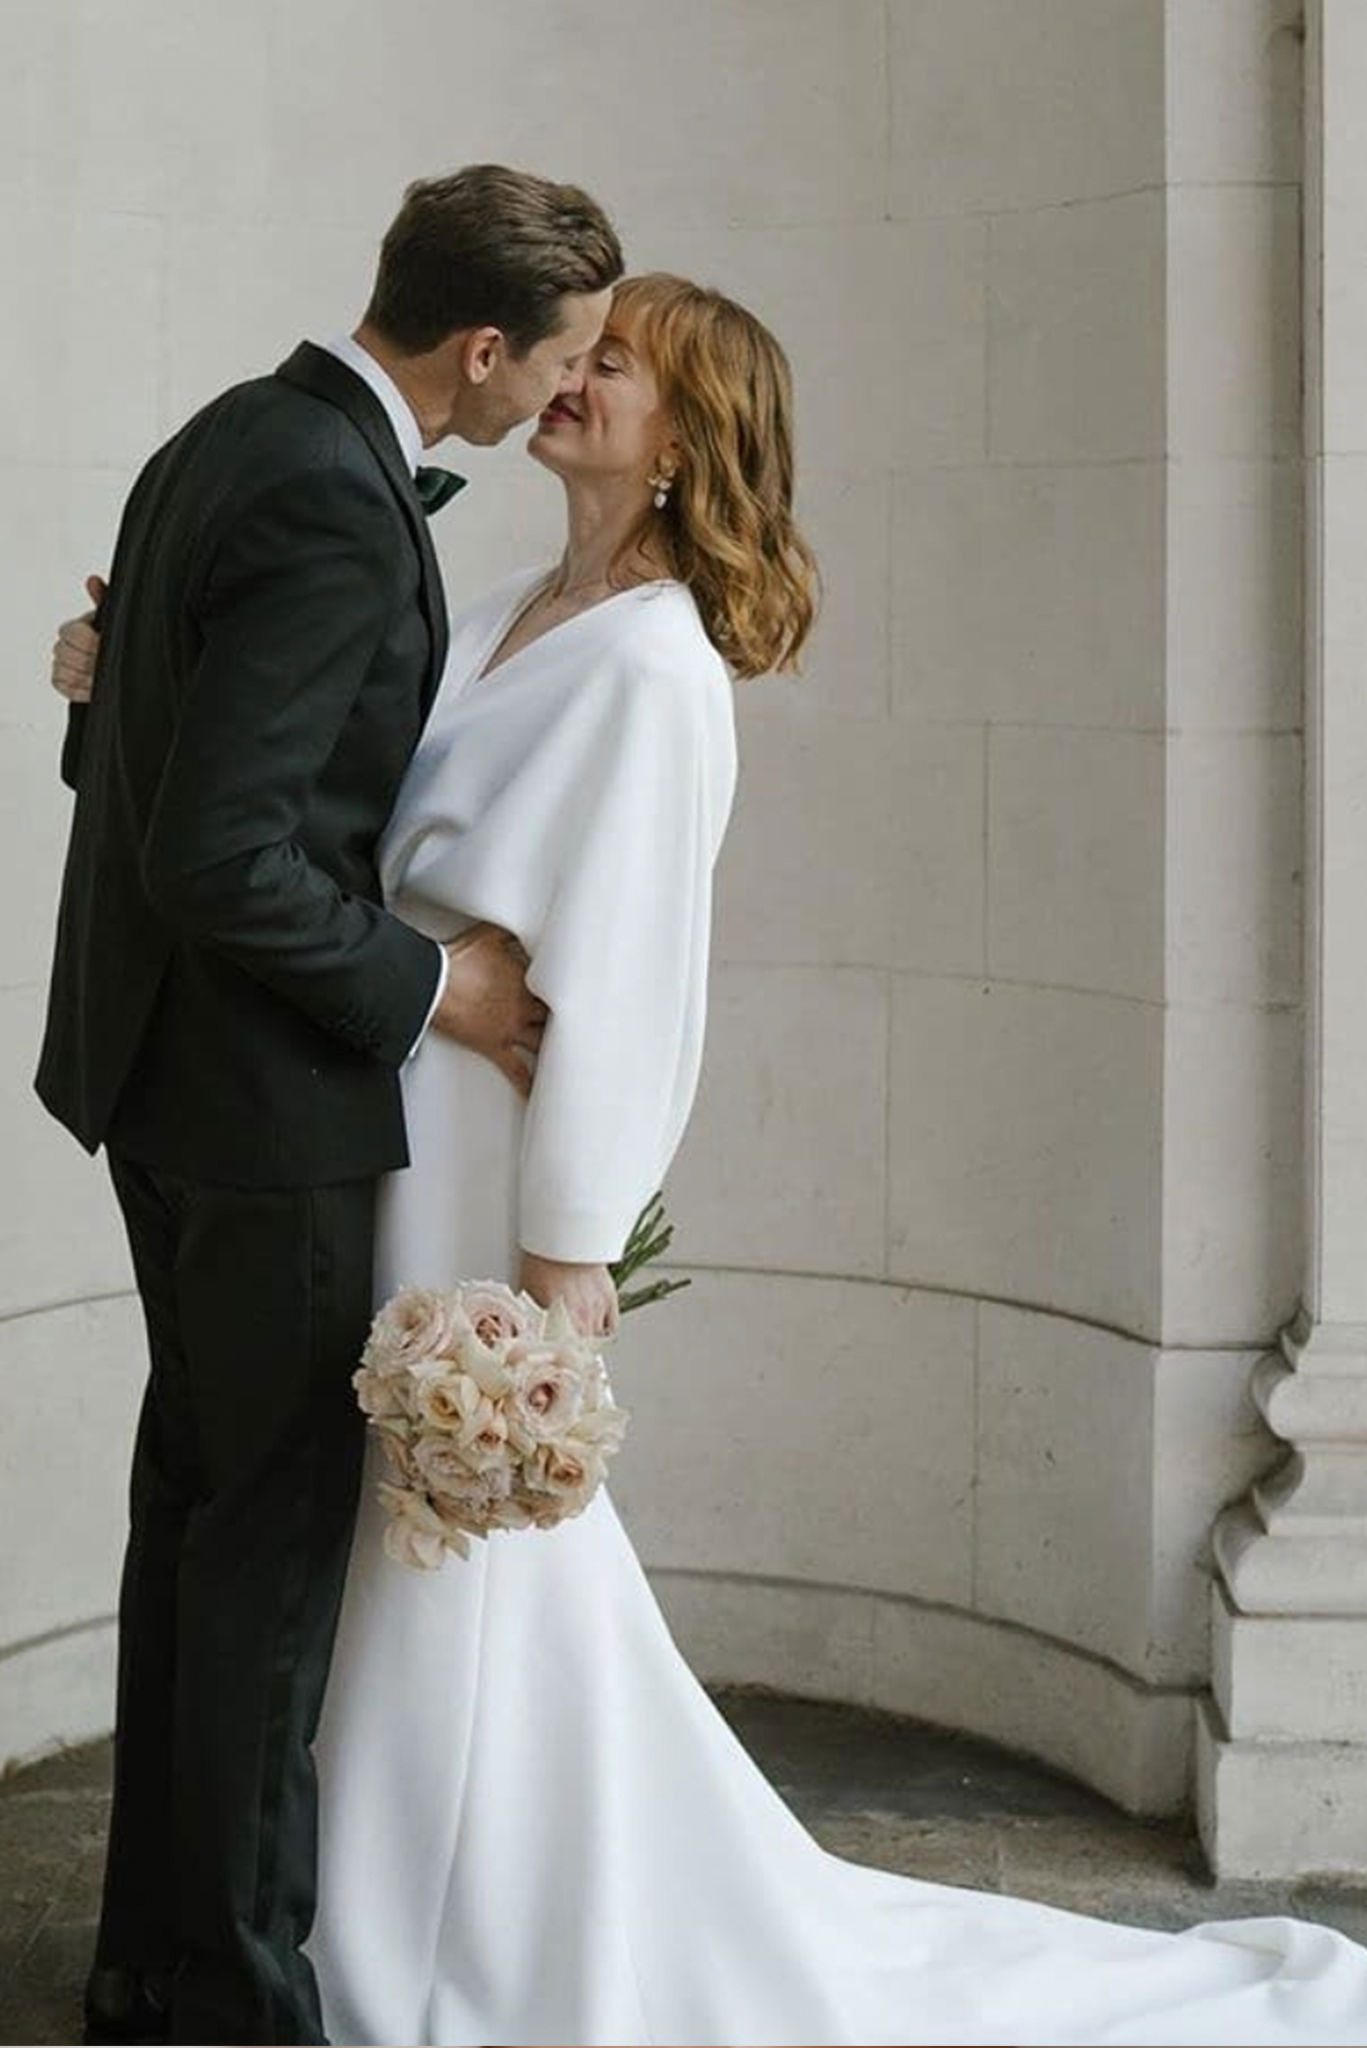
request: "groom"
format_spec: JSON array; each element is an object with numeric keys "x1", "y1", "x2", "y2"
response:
[{"x1": 35, "y1": 165, "x2": 622, "y2": 2046}]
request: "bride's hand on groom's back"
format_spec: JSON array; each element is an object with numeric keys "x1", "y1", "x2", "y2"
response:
[
  {"x1": 518, "y1": 1252, "x2": 619, "y2": 1340},
  {"x1": 49, "y1": 576, "x2": 106, "y2": 703},
  {"x1": 432, "y1": 923, "x2": 547, "y2": 1097}
]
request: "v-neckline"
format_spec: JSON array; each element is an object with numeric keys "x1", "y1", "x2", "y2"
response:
[{"x1": 466, "y1": 574, "x2": 678, "y2": 694}]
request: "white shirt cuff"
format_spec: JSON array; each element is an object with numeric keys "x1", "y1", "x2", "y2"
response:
[{"x1": 405, "y1": 941, "x2": 448, "y2": 1062}]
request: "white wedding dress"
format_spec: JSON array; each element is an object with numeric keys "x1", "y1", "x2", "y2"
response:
[{"x1": 308, "y1": 569, "x2": 1367, "y2": 2047}]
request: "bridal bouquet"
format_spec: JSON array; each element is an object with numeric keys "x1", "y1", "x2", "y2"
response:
[
  {"x1": 355, "y1": 1194, "x2": 687, "y2": 1570},
  {"x1": 354, "y1": 1281, "x2": 628, "y2": 1570}
]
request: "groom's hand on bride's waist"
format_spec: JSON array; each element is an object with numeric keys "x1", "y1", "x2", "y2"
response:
[{"x1": 430, "y1": 922, "x2": 547, "y2": 1097}]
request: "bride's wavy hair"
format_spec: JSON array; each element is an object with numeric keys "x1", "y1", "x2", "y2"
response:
[{"x1": 610, "y1": 274, "x2": 819, "y2": 681}]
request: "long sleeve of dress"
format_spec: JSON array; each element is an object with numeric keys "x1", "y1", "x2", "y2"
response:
[{"x1": 517, "y1": 653, "x2": 735, "y2": 1265}]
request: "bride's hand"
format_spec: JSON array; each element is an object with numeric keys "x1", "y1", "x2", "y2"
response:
[
  {"x1": 431, "y1": 923, "x2": 548, "y2": 1097},
  {"x1": 518, "y1": 1253, "x2": 619, "y2": 1340},
  {"x1": 50, "y1": 575, "x2": 106, "y2": 703}
]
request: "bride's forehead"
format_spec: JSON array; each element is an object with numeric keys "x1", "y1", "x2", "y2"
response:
[
  {"x1": 601, "y1": 314, "x2": 667, "y2": 385},
  {"x1": 601, "y1": 316, "x2": 642, "y2": 354}
]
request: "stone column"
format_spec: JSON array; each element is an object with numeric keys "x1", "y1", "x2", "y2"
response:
[{"x1": 1196, "y1": 0, "x2": 1367, "y2": 1879}]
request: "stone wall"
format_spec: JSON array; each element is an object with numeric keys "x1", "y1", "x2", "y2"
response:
[{"x1": 0, "y1": 2, "x2": 1306, "y2": 1814}]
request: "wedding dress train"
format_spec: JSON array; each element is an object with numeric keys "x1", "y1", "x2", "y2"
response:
[{"x1": 307, "y1": 571, "x2": 1367, "y2": 2046}]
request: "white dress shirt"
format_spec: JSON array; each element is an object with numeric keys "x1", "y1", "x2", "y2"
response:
[{"x1": 320, "y1": 333, "x2": 449, "y2": 1056}]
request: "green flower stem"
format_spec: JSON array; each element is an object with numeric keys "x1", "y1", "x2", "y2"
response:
[
  {"x1": 617, "y1": 1275, "x2": 692, "y2": 1316},
  {"x1": 609, "y1": 1192, "x2": 689, "y2": 1317}
]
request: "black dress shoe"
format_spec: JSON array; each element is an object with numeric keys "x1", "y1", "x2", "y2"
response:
[{"x1": 83, "y1": 1965, "x2": 173, "y2": 2045}]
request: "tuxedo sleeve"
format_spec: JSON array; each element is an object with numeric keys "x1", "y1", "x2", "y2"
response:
[
  {"x1": 517, "y1": 655, "x2": 736, "y2": 1264},
  {"x1": 139, "y1": 464, "x2": 440, "y2": 1066}
]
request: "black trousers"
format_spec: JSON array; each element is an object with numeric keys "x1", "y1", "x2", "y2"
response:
[{"x1": 98, "y1": 1154, "x2": 377, "y2": 2045}]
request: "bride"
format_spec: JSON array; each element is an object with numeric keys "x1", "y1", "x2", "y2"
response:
[{"x1": 51, "y1": 272, "x2": 1367, "y2": 2047}]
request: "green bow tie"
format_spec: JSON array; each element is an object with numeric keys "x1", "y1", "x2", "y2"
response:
[{"x1": 414, "y1": 465, "x2": 466, "y2": 515}]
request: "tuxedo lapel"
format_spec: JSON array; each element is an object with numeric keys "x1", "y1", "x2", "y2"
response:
[{"x1": 274, "y1": 342, "x2": 450, "y2": 709}]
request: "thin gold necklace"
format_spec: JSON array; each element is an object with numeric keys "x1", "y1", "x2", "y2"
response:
[
  {"x1": 497, "y1": 570, "x2": 612, "y2": 653},
  {"x1": 543, "y1": 571, "x2": 614, "y2": 603},
  {"x1": 542, "y1": 552, "x2": 668, "y2": 606}
]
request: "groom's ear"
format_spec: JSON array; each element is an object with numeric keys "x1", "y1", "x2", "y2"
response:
[{"x1": 460, "y1": 327, "x2": 505, "y2": 387}]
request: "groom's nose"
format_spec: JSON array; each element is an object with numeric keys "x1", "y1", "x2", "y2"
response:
[{"x1": 557, "y1": 361, "x2": 588, "y2": 397}]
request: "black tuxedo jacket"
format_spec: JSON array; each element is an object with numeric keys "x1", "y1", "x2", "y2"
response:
[{"x1": 35, "y1": 342, "x2": 452, "y2": 1188}]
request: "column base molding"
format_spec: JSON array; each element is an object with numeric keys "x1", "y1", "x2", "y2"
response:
[
  {"x1": 1215, "y1": 1319, "x2": 1367, "y2": 1613},
  {"x1": 1196, "y1": 1693, "x2": 1367, "y2": 1878},
  {"x1": 1211, "y1": 1577, "x2": 1367, "y2": 1742},
  {"x1": 1216, "y1": 1498, "x2": 1367, "y2": 1613},
  {"x1": 1204, "y1": 1310, "x2": 1367, "y2": 1876}
]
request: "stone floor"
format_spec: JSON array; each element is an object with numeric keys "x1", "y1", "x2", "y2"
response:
[{"x1": 3, "y1": 1688, "x2": 1365, "y2": 2044}]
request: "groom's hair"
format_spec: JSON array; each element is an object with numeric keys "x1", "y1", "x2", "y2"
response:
[{"x1": 364, "y1": 164, "x2": 623, "y2": 356}]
